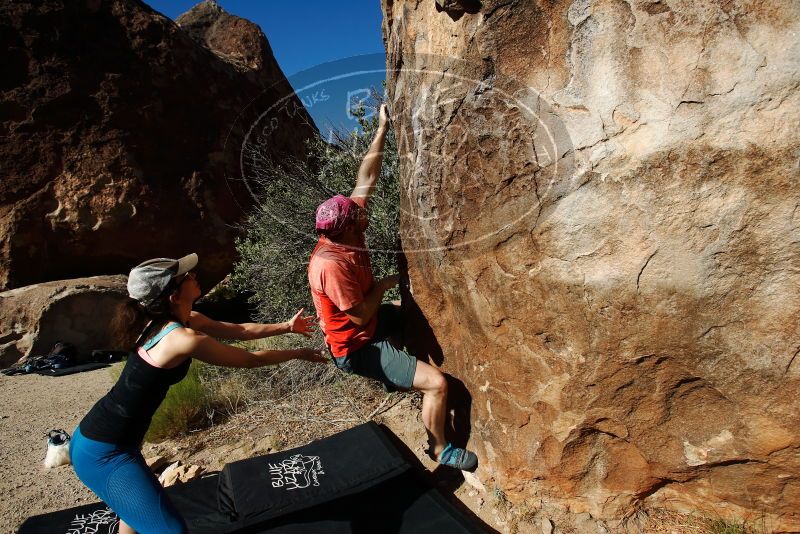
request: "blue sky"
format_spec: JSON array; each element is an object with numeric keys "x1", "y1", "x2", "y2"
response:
[{"x1": 144, "y1": 1, "x2": 387, "y2": 133}]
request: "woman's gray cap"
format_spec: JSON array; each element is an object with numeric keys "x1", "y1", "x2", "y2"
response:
[{"x1": 127, "y1": 253, "x2": 198, "y2": 306}]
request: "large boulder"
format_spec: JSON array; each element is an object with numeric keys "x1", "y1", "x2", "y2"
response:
[
  {"x1": 383, "y1": 0, "x2": 800, "y2": 529},
  {"x1": 0, "y1": 275, "x2": 128, "y2": 368},
  {"x1": 0, "y1": 0, "x2": 315, "y2": 291},
  {"x1": 175, "y1": 0, "x2": 286, "y2": 87}
]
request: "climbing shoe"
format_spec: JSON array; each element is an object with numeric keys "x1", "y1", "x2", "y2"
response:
[{"x1": 437, "y1": 443, "x2": 478, "y2": 471}]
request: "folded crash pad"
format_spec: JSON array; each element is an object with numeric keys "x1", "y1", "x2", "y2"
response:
[
  {"x1": 17, "y1": 474, "x2": 233, "y2": 534},
  {"x1": 241, "y1": 470, "x2": 486, "y2": 534},
  {"x1": 217, "y1": 421, "x2": 409, "y2": 525},
  {"x1": 17, "y1": 501, "x2": 120, "y2": 534}
]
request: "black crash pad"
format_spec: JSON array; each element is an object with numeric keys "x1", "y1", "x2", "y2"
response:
[{"x1": 217, "y1": 420, "x2": 409, "y2": 525}]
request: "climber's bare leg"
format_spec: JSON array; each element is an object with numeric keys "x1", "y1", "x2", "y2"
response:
[{"x1": 412, "y1": 359, "x2": 448, "y2": 458}]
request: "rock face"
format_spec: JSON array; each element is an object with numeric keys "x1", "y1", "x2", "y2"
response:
[
  {"x1": 383, "y1": 0, "x2": 800, "y2": 529},
  {"x1": 0, "y1": 275, "x2": 128, "y2": 367},
  {"x1": 176, "y1": 0, "x2": 285, "y2": 86},
  {"x1": 0, "y1": 0, "x2": 314, "y2": 291}
]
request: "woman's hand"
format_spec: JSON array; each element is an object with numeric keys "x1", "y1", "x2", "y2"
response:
[
  {"x1": 287, "y1": 308, "x2": 317, "y2": 337},
  {"x1": 296, "y1": 347, "x2": 326, "y2": 363}
]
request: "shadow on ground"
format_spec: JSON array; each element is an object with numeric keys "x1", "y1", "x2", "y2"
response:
[{"x1": 378, "y1": 424, "x2": 499, "y2": 534}]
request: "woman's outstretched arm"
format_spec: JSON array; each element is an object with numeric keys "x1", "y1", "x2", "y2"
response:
[
  {"x1": 177, "y1": 328, "x2": 325, "y2": 368},
  {"x1": 188, "y1": 308, "x2": 316, "y2": 340}
]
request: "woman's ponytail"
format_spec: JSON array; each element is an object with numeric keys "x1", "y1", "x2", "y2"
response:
[
  {"x1": 112, "y1": 278, "x2": 183, "y2": 350},
  {"x1": 111, "y1": 298, "x2": 149, "y2": 350}
]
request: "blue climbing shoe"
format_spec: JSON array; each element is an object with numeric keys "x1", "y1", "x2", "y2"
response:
[{"x1": 438, "y1": 443, "x2": 478, "y2": 471}]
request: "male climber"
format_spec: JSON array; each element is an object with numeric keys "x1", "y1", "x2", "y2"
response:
[{"x1": 308, "y1": 104, "x2": 477, "y2": 470}]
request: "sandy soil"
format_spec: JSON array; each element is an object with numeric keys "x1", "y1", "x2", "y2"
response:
[{"x1": 0, "y1": 368, "x2": 114, "y2": 533}]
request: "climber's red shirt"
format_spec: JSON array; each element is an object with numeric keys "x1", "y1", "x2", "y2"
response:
[{"x1": 308, "y1": 198, "x2": 377, "y2": 357}]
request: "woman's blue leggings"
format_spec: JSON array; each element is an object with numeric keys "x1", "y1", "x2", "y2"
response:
[{"x1": 70, "y1": 426, "x2": 188, "y2": 533}]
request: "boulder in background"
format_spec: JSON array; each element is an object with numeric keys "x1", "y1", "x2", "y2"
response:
[
  {"x1": 0, "y1": 275, "x2": 128, "y2": 367},
  {"x1": 0, "y1": 0, "x2": 315, "y2": 292}
]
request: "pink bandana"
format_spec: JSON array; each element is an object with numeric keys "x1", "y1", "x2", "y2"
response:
[{"x1": 315, "y1": 195, "x2": 359, "y2": 236}]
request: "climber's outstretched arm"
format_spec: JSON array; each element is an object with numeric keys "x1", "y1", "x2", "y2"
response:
[{"x1": 352, "y1": 103, "x2": 390, "y2": 205}]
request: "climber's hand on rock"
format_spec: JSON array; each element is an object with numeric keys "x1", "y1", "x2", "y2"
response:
[{"x1": 378, "y1": 104, "x2": 390, "y2": 128}]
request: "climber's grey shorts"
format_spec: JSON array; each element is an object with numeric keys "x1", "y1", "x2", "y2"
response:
[{"x1": 333, "y1": 304, "x2": 417, "y2": 390}]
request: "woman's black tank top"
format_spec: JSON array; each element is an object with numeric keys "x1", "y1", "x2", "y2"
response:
[{"x1": 79, "y1": 323, "x2": 191, "y2": 446}]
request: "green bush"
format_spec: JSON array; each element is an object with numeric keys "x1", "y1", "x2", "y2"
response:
[
  {"x1": 233, "y1": 98, "x2": 400, "y2": 323},
  {"x1": 109, "y1": 359, "x2": 212, "y2": 442},
  {"x1": 145, "y1": 361, "x2": 211, "y2": 442}
]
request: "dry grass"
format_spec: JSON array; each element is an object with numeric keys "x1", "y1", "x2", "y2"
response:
[
  {"x1": 189, "y1": 335, "x2": 415, "y2": 449},
  {"x1": 115, "y1": 326, "x2": 414, "y2": 448},
  {"x1": 189, "y1": 365, "x2": 416, "y2": 455},
  {"x1": 639, "y1": 509, "x2": 774, "y2": 534},
  {"x1": 500, "y1": 503, "x2": 776, "y2": 534}
]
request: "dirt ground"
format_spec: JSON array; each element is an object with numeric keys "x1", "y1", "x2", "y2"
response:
[
  {"x1": 0, "y1": 368, "x2": 115, "y2": 533},
  {"x1": 0, "y1": 367, "x2": 752, "y2": 534}
]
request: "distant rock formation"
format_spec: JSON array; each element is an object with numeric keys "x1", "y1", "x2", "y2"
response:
[
  {"x1": 0, "y1": 275, "x2": 127, "y2": 367},
  {"x1": 383, "y1": 0, "x2": 800, "y2": 529},
  {"x1": 0, "y1": 0, "x2": 315, "y2": 291},
  {"x1": 176, "y1": 0, "x2": 285, "y2": 85}
]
